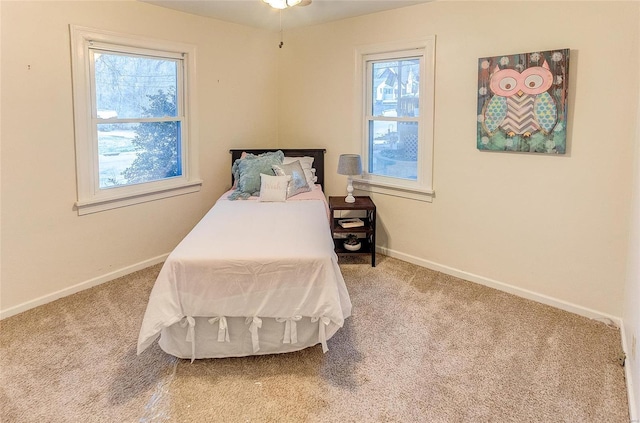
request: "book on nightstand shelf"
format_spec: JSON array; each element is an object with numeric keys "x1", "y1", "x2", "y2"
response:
[{"x1": 338, "y1": 218, "x2": 364, "y2": 228}]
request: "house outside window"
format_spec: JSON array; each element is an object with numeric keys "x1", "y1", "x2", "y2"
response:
[
  {"x1": 70, "y1": 26, "x2": 201, "y2": 215},
  {"x1": 354, "y1": 38, "x2": 435, "y2": 202}
]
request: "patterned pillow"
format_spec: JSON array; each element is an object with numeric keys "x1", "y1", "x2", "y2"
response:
[
  {"x1": 272, "y1": 160, "x2": 311, "y2": 198},
  {"x1": 283, "y1": 156, "x2": 317, "y2": 186},
  {"x1": 229, "y1": 150, "x2": 284, "y2": 200}
]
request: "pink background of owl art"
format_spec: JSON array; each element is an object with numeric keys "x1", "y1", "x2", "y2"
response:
[{"x1": 477, "y1": 49, "x2": 569, "y2": 154}]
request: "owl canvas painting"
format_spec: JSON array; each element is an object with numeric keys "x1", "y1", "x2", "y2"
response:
[{"x1": 477, "y1": 49, "x2": 569, "y2": 154}]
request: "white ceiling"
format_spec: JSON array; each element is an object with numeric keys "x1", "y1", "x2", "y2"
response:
[{"x1": 141, "y1": 0, "x2": 432, "y2": 31}]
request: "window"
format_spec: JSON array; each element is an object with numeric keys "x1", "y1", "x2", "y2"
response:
[
  {"x1": 70, "y1": 26, "x2": 201, "y2": 215},
  {"x1": 354, "y1": 38, "x2": 435, "y2": 202}
]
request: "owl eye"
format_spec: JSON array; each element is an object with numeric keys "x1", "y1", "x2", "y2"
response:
[
  {"x1": 498, "y1": 77, "x2": 517, "y2": 92},
  {"x1": 524, "y1": 74, "x2": 544, "y2": 89}
]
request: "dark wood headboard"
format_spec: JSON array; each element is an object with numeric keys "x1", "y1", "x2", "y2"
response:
[{"x1": 230, "y1": 149, "x2": 327, "y2": 187}]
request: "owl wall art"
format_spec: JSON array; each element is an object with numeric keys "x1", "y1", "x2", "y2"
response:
[{"x1": 477, "y1": 49, "x2": 569, "y2": 154}]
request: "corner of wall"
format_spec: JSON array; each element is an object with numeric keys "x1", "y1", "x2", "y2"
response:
[{"x1": 621, "y1": 6, "x2": 640, "y2": 417}]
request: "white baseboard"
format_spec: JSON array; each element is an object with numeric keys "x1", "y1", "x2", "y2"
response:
[
  {"x1": 0, "y1": 254, "x2": 169, "y2": 320},
  {"x1": 620, "y1": 321, "x2": 639, "y2": 422},
  {"x1": 377, "y1": 246, "x2": 622, "y2": 326}
]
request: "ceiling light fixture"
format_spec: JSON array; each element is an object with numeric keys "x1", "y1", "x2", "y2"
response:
[{"x1": 262, "y1": 0, "x2": 311, "y2": 10}]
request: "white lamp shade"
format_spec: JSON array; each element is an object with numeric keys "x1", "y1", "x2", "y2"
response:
[{"x1": 337, "y1": 154, "x2": 362, "y2": 176}]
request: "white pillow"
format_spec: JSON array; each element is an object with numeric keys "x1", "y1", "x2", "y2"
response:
[
  {"x1": 284, "y1": 156, "x2": 317, "y2": 186},
  {"x1": 258, "y1": 173, "x2": 290, "y2": 202}
]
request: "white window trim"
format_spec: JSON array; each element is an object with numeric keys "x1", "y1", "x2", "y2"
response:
[
  {"x1": 70, "y1": 25, "x2": 201, "y2": 215},
  {"x1": 354, "y1": 37, "x2": 436, "y2": 202}
]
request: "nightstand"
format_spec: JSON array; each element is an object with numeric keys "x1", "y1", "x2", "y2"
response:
[{"x1": 329, "y1": 196, "x2": 376, "y2": 267}]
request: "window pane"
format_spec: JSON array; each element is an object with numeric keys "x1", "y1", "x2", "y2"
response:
[
  {"x1": 368, "y1": 120, "x2": 418, "y2": 181},
  {"x1": 371, "y1": 59, "x2": 420, "y2": 118},
  {"x1": 94, "y1": 52, "x2": 178, "y2": 119},
  {"x1": 98, "y1": 122, "x2": 181, "y2": 188}
]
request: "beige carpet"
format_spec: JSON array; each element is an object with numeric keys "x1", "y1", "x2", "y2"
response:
[{"x1": 0, "y1": 255, "x2": 630, "y2": 422}]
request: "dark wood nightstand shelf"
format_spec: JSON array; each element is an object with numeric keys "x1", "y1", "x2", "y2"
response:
[{"x1": 329, "y1": 196, "x2": 376, "y2": 267}]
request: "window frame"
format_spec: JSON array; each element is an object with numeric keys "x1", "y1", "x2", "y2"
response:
[
  {"x1": 70, "y1": 25, "x2": 201, "y2": 215},
  {"x1": 354, "y1": 37, "x2": 436, "y2": 202}
]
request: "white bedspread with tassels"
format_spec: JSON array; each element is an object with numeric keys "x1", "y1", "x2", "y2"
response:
[{"x1": 137, "y1": 187, "x2": 351, "y2": 360}]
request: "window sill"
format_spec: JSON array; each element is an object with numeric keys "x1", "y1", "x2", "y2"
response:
[
  {"x1": 352, "y1": 179, "x2": 434, "y2": 202},
  {"x1": 75, "y1": 179, "x2": 203, "y2": 215}
]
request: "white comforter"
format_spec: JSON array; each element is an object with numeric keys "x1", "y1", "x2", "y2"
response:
[{"x1": 137, "y1": 187, "x2": 351, "y2": 358}]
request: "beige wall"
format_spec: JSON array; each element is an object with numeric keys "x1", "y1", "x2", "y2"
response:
[
  {"x1": 278, "y1": 1, "x2": 639, "y2": 317},
  {"x1": 624, "y1": 109, "x2": 639, "y2": 420},
  {"x1": 0, "y1": 1, "x2": 279, "y2": 313},
  {"x1": 1, "y1": 1, "x2": 637, "y2": 320},
  {"x1": 623, "y1": 14, "x2": 640, "y2": 412}
]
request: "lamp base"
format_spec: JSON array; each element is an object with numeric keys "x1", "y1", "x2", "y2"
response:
[{"x1": 345, "y1": 177, "x2": 355, "y2": 203}]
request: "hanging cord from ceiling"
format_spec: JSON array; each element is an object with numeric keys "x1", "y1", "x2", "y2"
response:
[{"x1": 279, "y1": 11, "x2": 284, "y2": 48}]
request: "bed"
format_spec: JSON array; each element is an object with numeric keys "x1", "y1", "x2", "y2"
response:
[{"x1": 137, "y1": 149, "x2": 352, "y2": 360}]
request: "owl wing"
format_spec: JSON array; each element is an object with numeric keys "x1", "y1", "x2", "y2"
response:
[
  {"x1": 534, "y1": 92, "x2": 557, "y2": 134},
  {"x1": 483, "y1": 95, "x2": 507, "y2": 135}
]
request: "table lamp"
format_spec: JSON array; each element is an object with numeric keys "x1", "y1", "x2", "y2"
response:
[{"x1": 337, "y1": 154, "x2": 362, "y2": 203}]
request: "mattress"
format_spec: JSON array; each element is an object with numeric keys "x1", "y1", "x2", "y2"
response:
[{"x1": 137, "y1": 186, "x2": 351, "y2": 360}]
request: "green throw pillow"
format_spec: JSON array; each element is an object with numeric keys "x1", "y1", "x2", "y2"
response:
[{"x1": 229, "y1": 150, "x2": 284, "y2": 200}]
